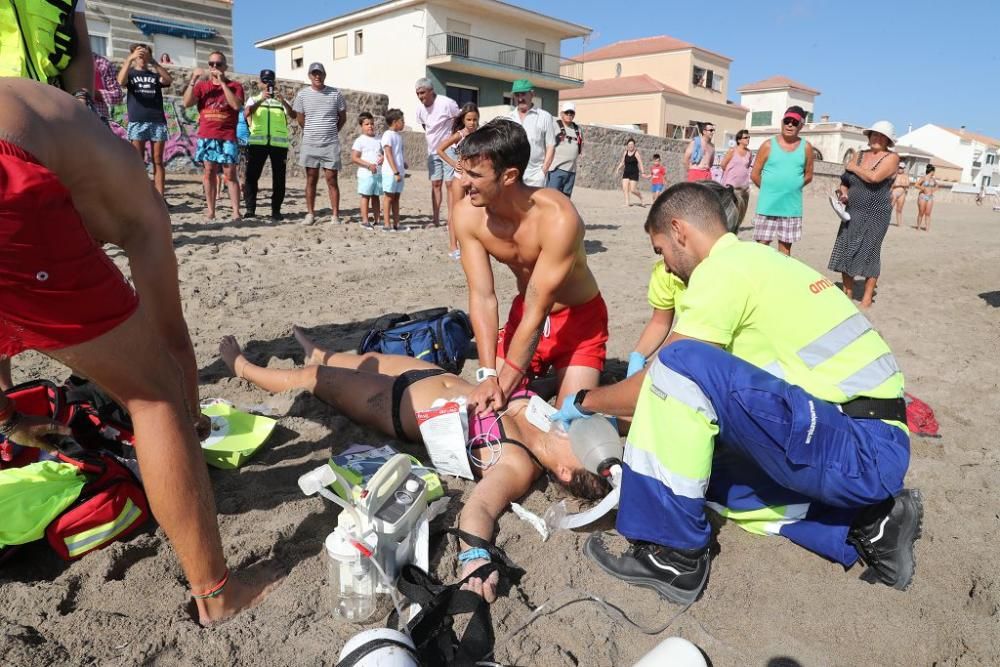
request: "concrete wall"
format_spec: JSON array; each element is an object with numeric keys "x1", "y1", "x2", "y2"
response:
[
  {"x1": 86, "y1": 0, "x2": 233, "y2": 68},
  {"x1": 104, "y1": 63, "x2": 388, "y2": 177}
]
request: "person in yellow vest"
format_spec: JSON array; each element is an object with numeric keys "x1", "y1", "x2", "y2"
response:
[
  {"x1": 552, "y1": 182, "x2": 922, "y2": 605},
  {"x1": 243, "y1": 69, "x2": 294, "y2": 221},
  {"x1": 0, "y1": 0, "x2": 94, "y2": 100}
]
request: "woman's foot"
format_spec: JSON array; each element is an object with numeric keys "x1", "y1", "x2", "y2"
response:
[
  {"x1": 292, "y1": 325, "x2": 328, "y2": 366},
  {"x1": 219, "y1": 335, "x2": 248, "y2": 379},
  {"x1": 859, "y1": 300, "x2": 873, "y2": 310}
]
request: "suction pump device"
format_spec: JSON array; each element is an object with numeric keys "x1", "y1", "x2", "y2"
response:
[{"x1": 544, "y1": 415, "x2": 625, "y2": 532}]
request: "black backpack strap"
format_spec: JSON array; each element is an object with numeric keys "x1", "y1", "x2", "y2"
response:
[{"x1": 335, "y1": 637, "x2": 418, "y2": 667}]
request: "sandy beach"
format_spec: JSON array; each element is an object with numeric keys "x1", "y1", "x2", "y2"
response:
[{"x1": 2, "y1": 174, "x2": 998, "y2": 666}]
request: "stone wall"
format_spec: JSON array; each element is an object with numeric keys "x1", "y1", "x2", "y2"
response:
[
  {"x1": 571, "y1": 125, "x2": 688, "y2": 191},
  {"x1": 105, "y1": 63, "x2": 388, "y2": 177}
]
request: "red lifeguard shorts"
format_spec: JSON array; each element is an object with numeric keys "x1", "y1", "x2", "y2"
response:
[
  {"x1": 497, "y1": 292, "x2": 609, "y2": 377},
  {"x1": 0, "y1": 140, "x2": 139, "y2": 359}
]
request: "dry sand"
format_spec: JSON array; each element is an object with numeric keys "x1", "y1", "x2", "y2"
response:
[{"x1": 2, "y1": 174, "x2": 999, "y2": 666}]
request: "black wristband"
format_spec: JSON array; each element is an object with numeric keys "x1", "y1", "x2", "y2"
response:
[{"x1": 574, "y1": 389, "x2": 593, "y2": 415}]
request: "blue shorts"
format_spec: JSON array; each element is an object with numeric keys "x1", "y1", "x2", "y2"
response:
[
  {"x1": 195, "y1": 138, "x2": 239, "y2": 165},
  {"x1": 358, "y1": 169, "x2": 382, "y2": 196},
  {"x1": 651, "y1": 183, "x2": 665, "y2": 194},
  {"x1": 127, "y1": 121, "x2": 168, "y2": 142},
  {"x1": 427, "y1": 154, "x2": 455, "y2": 182},
  {"x1": 382, "y1": 171, "x2": 405, "y2": 194}
]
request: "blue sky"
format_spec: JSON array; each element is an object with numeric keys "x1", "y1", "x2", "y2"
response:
[{"x1": 234, "y1": 0, "x2": 1000, "y2": 139}]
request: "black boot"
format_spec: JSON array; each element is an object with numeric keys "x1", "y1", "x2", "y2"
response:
[
  {"x1": 848, "y1": 489, "x2": 924, "y2": 590},
  {"x1": 584, "y1": 532, "x2": 710, "y2": 605}
]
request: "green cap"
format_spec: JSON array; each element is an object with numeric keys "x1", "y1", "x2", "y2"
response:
[{"x1": 511, "y1": 79, "x2": 534, "y2": 94}]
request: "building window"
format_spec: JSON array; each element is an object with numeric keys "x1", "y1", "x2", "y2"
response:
[
  {"x1": 984, "y1": 176, "x2": 991, "y2": 187},
  {"x1": 446, "y1": 84, "x2": 478, "y2": 106},
  {"x1": 354, "y1": 30, "x2": 363, "y2": 55},
  {"x1": 446, "y1": 19, "x2": 471, "y2": 57},
  {"x1": 615, "y1": 62, "x2": 622, "y2": 77},
  {"x1": 87, "y1": 18, "x2": 110, "y2": 57},
  {"x1": 525, "y1": 39, "x2": 544, "y2": 73},
  {"x1": 291, "y1": 46, "x2": 304, "y2": 69},
  {"x1": 333, "y1": 34, "x2": 348, "y2": 60},
  {"x1": 711, "y1": 74, "x2": 723, "y2": 92},
  {"x1": 806, "y1": 111, "x2": 814, "y2": 122},
  {"x1": 664, "y1": 123, "x2": 686, "y2": 139},
  {"x1": 987, "y1": 154, "x2": 996, "y2": 165},
  {"x1": 503, "y1": 93, "x2": 513, "y2": 107},
  {"x1": 751, "y1": 111, "x2": 772, "y2": 127}
]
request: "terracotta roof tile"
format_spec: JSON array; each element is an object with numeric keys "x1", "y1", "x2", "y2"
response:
[
  {"x1": 737, "y1": 75, "x2": 820, "y2": 95},
  {"x1": 577, "y1": 35, "x2": 731, "y2": 63},
  {"x1": 941, "y1": 126, "x2": 1000, "y2": 148},
  {"x1": 560, "y1": 74, "x2": 684, "y2": 100}
]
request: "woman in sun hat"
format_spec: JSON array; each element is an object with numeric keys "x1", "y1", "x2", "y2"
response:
[{"x1": 827, "y1": 120, "x2": 900, "y2": 309}]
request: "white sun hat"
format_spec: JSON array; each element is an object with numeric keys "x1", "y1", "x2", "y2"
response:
[{"x1": 863, "y1": 120, "x2": 896, "y2": 147}]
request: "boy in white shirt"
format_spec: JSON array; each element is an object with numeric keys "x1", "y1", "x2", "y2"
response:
[
  {"x1": 380, "y1": 108, "x2": 407, "y2": 231},
  {"x1": 350, "y1": 111, "x2": 382, "y2": 228}
]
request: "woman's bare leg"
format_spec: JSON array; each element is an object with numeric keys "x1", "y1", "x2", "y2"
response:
[
  {"x1": 860, "y1": 277, "x2": 877, "y2": 309},
  {"x1": 841, "y1": 273, "x2": 854, "y2": 299},
  {"x1": 621, "y1": 179, "x2": 629, "y2": 206},
  {"x1": 924, "y1": 201, "x2": 933, "y2": 231}
]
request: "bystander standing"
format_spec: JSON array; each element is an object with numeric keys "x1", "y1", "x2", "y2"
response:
[
  {"x1": 506, "y1": 79, "x2": 555, "y2": 187},
  {"x1": 244, "y1": 69, "x2": 294, "y2": 221},
  {"x1": 547, "y1": 101, "x2": 583, "y2": 197},
  {"x1": 293, "y1": 62, "x2": 347, "y2": 225}
]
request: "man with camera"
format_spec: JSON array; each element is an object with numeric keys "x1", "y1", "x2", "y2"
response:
[{"x1": 243, "y1": 69, "x2": 294, "y2": 221}]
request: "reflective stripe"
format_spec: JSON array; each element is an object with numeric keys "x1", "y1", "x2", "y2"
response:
[
  {"x1": 648, "y1": 360, "x2": 718, "y2": 422},
  {"x1": 838, "y1": 353, "x2": 901, "y2": 397},
  {"x1": 63, "y1": 499, "x2": 142, "y2": 557},
  {"x1": 797, "y1": 312, "x2": 872, "y2": 369},
  {"x1": 706, "y1": 501, "x2": 809, "y2": 536},
  {"x1": 762, "y1": 361, "x2": 785, "y2": 380},
  {"x1": 626, "y1": 446, "x2": 708, "y2": 500}
]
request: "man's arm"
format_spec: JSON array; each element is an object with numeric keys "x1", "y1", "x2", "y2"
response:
[
  {"x1": 750, "y1": 140, "x2": 770, "y2": 188},
  {"x1": 152, "y1": 60, "x2": 172, "y2": 87},
  {"x1": 217, "y1": 77, "x2": 241, "y2": 110},
  {"x1": 541, "y1": 115, "x2": 556, "y2": 174},
  {"x1": 336, "y1": 97, "x2": 347, "y2": 132},
  {"x1": 803, "y1": 141, "x2": 815, "y2": 186},
  {"x1": 182, "y1": 70, "x2": 202, "y2": 108},
  {"x1": 683, "y1": 140, "x2": 694, "y2": 171},
  {"x1": 61, "y1": 11, "x2": 94, "y2": 95}
]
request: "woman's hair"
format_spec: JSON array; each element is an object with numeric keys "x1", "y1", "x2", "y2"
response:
[
  {"x1": 926, "y1": 164, "x2": 936, "y2": 174},
  {"x1": 558, "y1": 468, "x2": 611, "y2": 500},
  {"x1": 736, "y1": 129, "x2": 749, "y2": 141},
  {"x1": 625, "y1": 138, "x2": 636, "y2": 145},
  {"x1": 129, "y1": 42, "x2": 149, "y2": 54},
  {"x1": 452, "y1": 102, "x2": 479, "y2": 133}
]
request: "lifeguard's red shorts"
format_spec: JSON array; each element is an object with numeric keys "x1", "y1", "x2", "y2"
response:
[
  {"x1": 497, "y1": 292, "x2": 608, "y2": 378},
  {"x1": 0, "y1": 140, "x2": 138, "y2": 359}
]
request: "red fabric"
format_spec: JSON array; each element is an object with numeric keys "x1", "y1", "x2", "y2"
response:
[
  {"x1": 0, "y1": 141, "x2": 139, "y2": 359},
  {"x1": 650, "y1": 165, "x2": 666, "y2": 185},
  {"x1": 193, "y1": 80, "x2": 245, "y2": 140},
  {"x1": 905, "y1": 393, "x2": 940, "y2": 437},
  {"x1": 687, "y1": 168, "x2": 712, "y2": 182},
  {"x1": 498, "y1": 293, "x2": 609, "y2": 377}
]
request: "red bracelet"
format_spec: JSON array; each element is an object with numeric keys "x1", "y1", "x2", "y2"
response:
[
  {"x1": 192, "y1": 568, "x2": 230, "y2": 599},
  {"x1": 504, "y1": 359, "x2": 525, "y2": 376}
]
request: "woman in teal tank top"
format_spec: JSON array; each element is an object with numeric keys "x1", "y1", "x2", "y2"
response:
[{"x1": 750, "y1": 105, "x2": 814, "y2": 255}]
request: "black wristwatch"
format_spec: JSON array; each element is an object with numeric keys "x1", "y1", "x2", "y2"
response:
[{"x1": 573, "y1": 389, "x2": 593, "y2": 415}]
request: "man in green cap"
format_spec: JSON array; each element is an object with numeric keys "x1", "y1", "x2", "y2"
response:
[{"x1": 506, "y1": 79, "x2": 555, "y2": 187}]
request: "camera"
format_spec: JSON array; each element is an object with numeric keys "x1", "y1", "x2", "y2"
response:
[{"x1": 267, "y1": 83, "x2": 275, "y2": 95}]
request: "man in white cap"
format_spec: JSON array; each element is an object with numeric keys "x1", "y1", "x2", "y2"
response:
[
  {"x1": 506, "y1": 79, "x2": 555, "y2": 187},
  {"x1": 292, "y1": 62, "x2": 347, "y2": 224},
  {"x1": 415, "y1": 78, "x2": 459, "y2": 227},
  {"x1": 547, "y1": 101, "x2": 583, "y2": 197}
]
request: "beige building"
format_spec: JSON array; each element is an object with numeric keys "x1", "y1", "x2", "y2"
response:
[{"x1": 558, "y1": 35, "x2": 747, "y2": 142}]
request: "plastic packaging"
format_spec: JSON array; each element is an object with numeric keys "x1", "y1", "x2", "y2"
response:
[
  {"x1": 326, "y1": 528, "x2": 380, "y2": 623},
  {"x1": 567, "y1": 416, "x2": 623, "y2": 475},
  {"x1": 338, "y1": 628, "x2": 417, "y2": 667}
]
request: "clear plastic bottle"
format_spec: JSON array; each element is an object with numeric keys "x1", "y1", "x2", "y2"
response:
[{"x1": 326, "y1": 529, "x2": 378, "y2": 623}]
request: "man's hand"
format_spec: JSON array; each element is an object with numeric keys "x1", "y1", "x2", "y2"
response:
[
  {"x1": 194, "y1": 413, "x2": 212, "y2": 441},
  {"x1": 549, "y1": 393, "x2": 590, "y2": 430},
  {"x1": 261, "y1": 87, "x2": 272, "y2": 100},
  {"x1": 368, "y1": 163, "x2": 377, "y2": 174},
  {"x1": 459, "y1": 559, "x2": 498, "y2": 603},
  {"x1": 626, "y1": 351, "x2": 647, "y2": 378},
  {"x1": 467, "y1": 377, "x2": 504, "y2": 415},
  {"x1": 4, "y1": 415, "x2": 72, "y2": 453},
  {"x1": 191, "y1": 68, "x2": 205, "y2": 81},
  {"x1": 209, "y1": 69, "x2": 222, "y2": 83}
]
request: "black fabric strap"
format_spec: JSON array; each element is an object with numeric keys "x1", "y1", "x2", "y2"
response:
[
  {"x1": 841, "y1": 397, "x2": 906, "y2": 422},
  {"x1": 335, "y1": 638, "x2": 417, "y2": 667}
]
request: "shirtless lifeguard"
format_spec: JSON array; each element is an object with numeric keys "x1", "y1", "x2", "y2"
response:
[
  {"x1": 452, "y1": 119, "x2": 607, "y2": 414},
  {"x1": 0, "y1": 79, "x2": 273, "y2": 624}
]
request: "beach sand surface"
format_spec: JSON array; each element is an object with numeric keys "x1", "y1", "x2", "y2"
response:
[{"x1": 3, "y1": 175, "x2": 999, "y2": 666}]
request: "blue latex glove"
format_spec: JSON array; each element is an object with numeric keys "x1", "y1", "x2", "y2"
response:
[
  {"x1": 549, "y1": 394, "x2": 590, "y2": 431},
  {"x1": 626, "y1": 351, "x2": 647, "y2": 378}
]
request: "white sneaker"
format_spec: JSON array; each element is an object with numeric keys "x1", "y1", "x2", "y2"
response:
[
  {"x1": 331, "y1": 216, "x2": 342, "y2": 225},
  {"x1": 302, "y1": 213, "x2": 315, "y2": 225},
  {"x1": 829, "y1": 192, "x2": 851, "y2": 222}
]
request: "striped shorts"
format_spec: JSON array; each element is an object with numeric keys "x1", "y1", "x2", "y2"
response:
[{"x1": 752, "y1": 214, "x2": 802, "y2": 243}]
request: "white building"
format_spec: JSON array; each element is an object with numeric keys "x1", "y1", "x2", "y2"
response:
[
  {"x1": 738, "y1": 75, "x2": 820, "y2": 150},
  {"x1": 895, "y1": 124, "x2": 1000, "y2": 188},
  {"x1": 254, "y1": 0, "x2": 590, "y2": 124}
]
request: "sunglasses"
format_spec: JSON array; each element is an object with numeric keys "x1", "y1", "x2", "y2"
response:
[
  {"x1": 783, "y1": 118, "x2": 801, "y2": 127},
  {"x1": 563, "y1": 110, "x2": 575, "y2": 115},
  {"x1": 208, "y1": 61, "x2": 225, "y2": 68},
  {"x1": 705, "y1": 128, "x2": 715, "y2": 132}
]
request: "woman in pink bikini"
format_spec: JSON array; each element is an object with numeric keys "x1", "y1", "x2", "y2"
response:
[
  {"x1": 720, "y1": 129, "x2": 753, "y2": 227},
  {"x1": 218, "y1": 329, "x2": 607, "y2": 602}
]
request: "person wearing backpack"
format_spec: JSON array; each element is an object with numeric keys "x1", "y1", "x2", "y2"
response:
[
  {"x1": 546, "y1": 102, "x2": 583, "y2": 197},
  {"x1": 685, "y1": 121, "x2": 716, "y2": 182}
]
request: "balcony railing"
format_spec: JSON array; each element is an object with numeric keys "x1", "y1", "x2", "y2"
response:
[{"x1": 427, "y1": 32, "x2": 583, "y2": 83}]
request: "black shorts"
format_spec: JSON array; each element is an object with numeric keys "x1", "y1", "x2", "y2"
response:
[{"x1": 390, "y1": 368, "x2": 447, "y2": 439}]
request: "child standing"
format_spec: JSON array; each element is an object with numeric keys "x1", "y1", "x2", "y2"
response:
[
  {"x1": 436, "y1": 102, "x2": 480, "y2": 258},
  {"x1": 648, "y1": 153, "x2": 667, "y2": 198},
  {"x1": 351, "y1": 111, "x2": 383, "y2": 228},
  {"x1": 380, "y1": 109, "x2": 407, "y2": 232}
]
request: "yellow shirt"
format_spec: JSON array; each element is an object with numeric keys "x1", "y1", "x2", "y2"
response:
[
  {"x1": 646, "y1": 260, "x2": 686, "y2": 311},
  {"x1": 673, "y1": 234, "x2": 904, "y2": 404}
]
